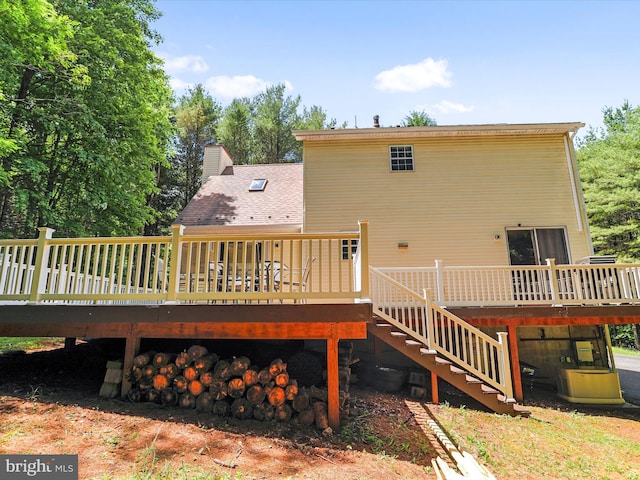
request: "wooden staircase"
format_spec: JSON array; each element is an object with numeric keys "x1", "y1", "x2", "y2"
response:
[{"x1": 368, "y1": 320, "x2": 531, "y2": 417}]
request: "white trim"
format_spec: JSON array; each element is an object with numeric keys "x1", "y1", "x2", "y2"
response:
[{"x1": 564, "y1": 135, "x2": 584, "y2": 232}]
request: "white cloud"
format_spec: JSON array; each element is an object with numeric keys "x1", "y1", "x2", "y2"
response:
[
  {"x1": 431, "y1": 100, "x2": 475, "y2": 114},
  {"x1": 159, "y1": 53, "x2": 209, "y2": 73},
  {"x1": 169, "y1": 78, "x2": 193, "y2": 91},
  {"x1": 374, "y1": 58, "x2": 452, "y2": 93},
  {"x1": 205, "y1": 75, "x2": 294, "y2": 99}
]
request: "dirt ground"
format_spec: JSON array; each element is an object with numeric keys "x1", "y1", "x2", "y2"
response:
[
  {"x1": 0, "y1": 339, "x2": 444, "y2": 479},
  {"x1": 1, "y1": 340, "x2": 638, "y2": 480}
]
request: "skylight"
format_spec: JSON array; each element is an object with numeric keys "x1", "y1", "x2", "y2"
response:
[{"x1": 249, "y1": 179, "x2": 267, "y2": 191}]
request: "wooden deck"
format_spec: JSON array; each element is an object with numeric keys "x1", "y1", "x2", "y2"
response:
[{"x1": 0, "y1": 302, "x2": 371, "y2": 430}]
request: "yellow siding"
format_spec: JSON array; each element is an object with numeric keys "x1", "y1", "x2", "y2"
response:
[{"x1": 303, "y1": 133, "x2": 591, "y2": 268}]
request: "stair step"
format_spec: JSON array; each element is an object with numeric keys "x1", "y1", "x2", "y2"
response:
[
  {"x1": 405, "y1": 339, "x2": 422, "y2": 347},
  {"x1": 390, "y1": 331, "x2": 407, "y2": 338},
  {"x1": 450, "y1": 366, "x2": 466, "y2": 375},
  {"x1": 480, "y1": 384, "x2": 500, "y2": 395},
  {"x1": 434, "y1": 357, "x2": 451, "y2": 366},
  {"x1": 420, "y1": 348, "x2": 437, "y2": 356},
  {"x1": 465, "y1": 374, "x2": 482, "y2": 384},
  {"x1": 376, "y1": 323, "x2": 393, "y2": 328}
]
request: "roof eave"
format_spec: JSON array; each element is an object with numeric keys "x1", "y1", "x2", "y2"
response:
[{"x1": 293, "y1": 122, "x2": 585, "y2": 141}]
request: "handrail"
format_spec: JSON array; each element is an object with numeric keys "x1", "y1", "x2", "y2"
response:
[
  {"x1": 370, "y1": 266, "x2": 514, "y2": 401},
  {"x1": 379, "y1": 259, "x2": 640, "y2": 307},
  {"x1": 0, "y1": 225, "x2": 366, "y2": 304}
]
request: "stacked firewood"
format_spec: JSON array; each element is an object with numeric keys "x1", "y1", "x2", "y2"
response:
[{"x1": 126, "y1": 345, "x2": 331, "y2": 428}]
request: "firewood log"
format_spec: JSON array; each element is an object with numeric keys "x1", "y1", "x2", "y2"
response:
[
  {"x1": 158, "y1": 363, "x2": 179, "y2": 380},
  {"x1": 137, "y1": 378, "x2": 152, "y2": 392},
  {"x1": 267, "y1": 386, "x2": 286, "y2": 407},
  {"x1": 133, "y1": 351, "x2": 155, "y2": 368},
  {"x1": 172, "y1": 375, "x2": 188, "y2": 393},
  {"x1": 292, "y1": 389, "x2": 310, "y2": 412},
  {"x1": 243, "y1": 367, "x2": 258, "y2": 387},
  {"x1": 227, "y1": 377, "x2": 245, "y2": 399},
  {"x1": 187, "y1": 379, "x2": 205, "y2": 397},
  {"x1": 152, "y1": 373, "x2": 170, "y2": 391},
  {"x1": 183, "y1": 366, "x2": 198, "y2": 381},
  {"x1": 152, "y1": 352, "x2": 173, "y2": 368},
  {"x1": 297, "y1": 407, "x2": 315, "y2": 426},
  {"x1": 275, "y1": 403, "x2": 292, "y2": 422},
  {"x1": 129, "y1": 366, "x2": 143, "y2": 382},
  {"x1": 229, "y1": 356, "x2": 251, "y2": 377},
  {"x1": 253, "y1": 402, "x2": 275, "y2": 422},
  {"x1": 257, "y1": 367, "x2": 273, "y2": 386},
  {"x1": 147, "y1": 389, "x2": 162, "y2": 404},
  {"x1": 160, "y1": 388, "x2": 178, "y2": 406},
  {"x1": 141, "y1": 364, "x2": 156, "y2": 379},
  {"x1": 187, "y1": 344, "x2": 208, "y2": 361},
  {"x1": 199, "y1": 371, "x2": 215, "y2": 387},
  {"x1": 209, "y1": 381, "x2": 228, "y2": 401},
  {"x1": 212, "y1": 399, "x2": 230, "y2": 417},
  {"x1": 127, "y1": 389, "x2": 143, "y2": 403},
  {"x1": 246, "y1": 384, "x2": 266, "y2": 405},
  {"x1": 268, "y1": 358, "x2": 287, "y2": 377},
  {"x1": 194, "y1": 354, "x2": 217, "y2": 373},
  {"x1": 196, "y1": 391, "x2": 214, "y2": 412},
  {"x1": 213, "y1": 360, "x2": 231, "y2": 381},
  {"x1": 175, "y1": 351, "x2": 191, "y2": 369},
  {"x1": 313, "y1": 401, "x2": 329, "y2": 430},
  {"x1": 285, "y1": 379, "x2": 298, "y2": 400},
  {"x1": 274, "y1": 372, "x2": 290, "y2": 387},
  {"x1": 231, "y1": 398, "x2": 253, "y2": 420},
  {"x1": 179, "y1": 392, "x2": 196, "y2": 409}
]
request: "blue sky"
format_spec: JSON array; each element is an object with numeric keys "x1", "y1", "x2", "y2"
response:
[{"x1": 152, "y1": 0, "x2": 640, "y2": 135}]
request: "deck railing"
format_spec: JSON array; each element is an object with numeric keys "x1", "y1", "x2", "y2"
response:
[
  {"x1": 370, "y1": 267, "x2": 514, "y2": 401},
  {"x1": 379, "y1": 259, "x2": 640, "y2": 307},
  {"x1": 0, "y1": 224, "x2": 367, "y2": 305}
]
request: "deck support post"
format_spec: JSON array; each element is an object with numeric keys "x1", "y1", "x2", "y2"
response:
[
  {"x1": 121, "y1": 335, "x2": 140, "y2": 399},
  {"x1": 431, "y1": 370, "x2": 439, "y2": 405},
  {"x1": 507, "y1": 324, "x2": 523, "y2": 401},
  {"x1": 326, "y1": 336, "x2": 340, "y2": 431}
]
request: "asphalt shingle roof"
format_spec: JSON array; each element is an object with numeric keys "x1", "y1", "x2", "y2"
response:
[{"x1": 174, "y1": 163, "x2": 303, "y2": 227}]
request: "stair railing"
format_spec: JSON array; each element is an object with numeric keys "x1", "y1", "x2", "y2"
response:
[{"x1": 370, "y1": 266, "x2": 514, "y2": 402}]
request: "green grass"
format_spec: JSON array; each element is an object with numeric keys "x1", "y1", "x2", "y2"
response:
[
  {"x1": 0, "y1": 337, "x2": 64, "y2": 353},
  {"x1": 613, "y1": 346, "x2": 640, "y2": 357}
]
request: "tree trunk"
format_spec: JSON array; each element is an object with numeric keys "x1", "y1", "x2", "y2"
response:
[
  {"x1": 285, "y1": 379, "x2": 298, "y2": 400},
  {"x1": 194, "y1": 354, "x2": 217, "y2": 373},
  {"x1": 634, "y1": 324, "x2": 640, "y2": 350},
  {"x1": 252, "y1": 403, "x2": 275, "y2": 422},
  {"x1": 141, "y1": 364, "x2": 156, "y2": 379},
  {"x1": 269, "y1": 358, "x2": 287, "y2": 376},
  {"x1": 158, "y1": 363, "x2": 179, "y2": 379},
  {"x1": 147, "y1": 389, "x2": 162, "y2": 404},
  {"x1": 213, "y1": 360, "x2": 232, "y2": 381}
]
